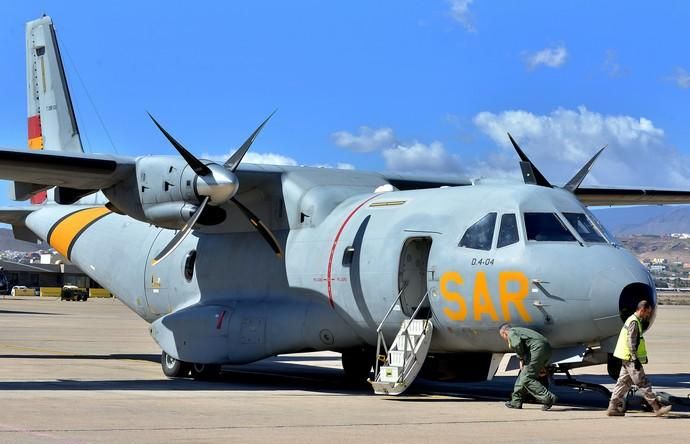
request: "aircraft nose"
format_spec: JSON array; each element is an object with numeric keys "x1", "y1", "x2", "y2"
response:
[
  {"x1": 589, "y1": 251, "x2": 656, "y2": 337},
  {"x1": 619, "y1": 282, "x2": 657, "y2": 330}
]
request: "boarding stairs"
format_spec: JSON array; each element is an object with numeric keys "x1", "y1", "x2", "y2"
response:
[{"x1": 370, "y1": 288, "x2": 433, "y2": 395}]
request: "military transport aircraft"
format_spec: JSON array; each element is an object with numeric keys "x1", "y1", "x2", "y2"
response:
[{"x1": 2, "y1": 15, "x2": 689, "y2": 395}]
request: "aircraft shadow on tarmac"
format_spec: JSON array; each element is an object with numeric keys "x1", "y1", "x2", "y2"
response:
[
  {"x1": 0, "y1": 309, "x2": 65, "y2": 316},
  {"x1": 1, "y1": 353, "x2": 688, "y2": 412},
  {"x1": 0, "y1": 353, "x2": 160, "y2": 362}
]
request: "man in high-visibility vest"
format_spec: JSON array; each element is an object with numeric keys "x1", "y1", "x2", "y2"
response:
[
  {"x1": 500, "y1": 324, "x2": 557, "y2": 410},
  {"x1": 607, "y1": 300, "x2": 671, "y2": 417}
]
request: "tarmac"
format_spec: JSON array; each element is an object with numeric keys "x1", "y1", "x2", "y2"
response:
[{"x1": 0, "y1": 297, "x2": 689, "y2": 443}]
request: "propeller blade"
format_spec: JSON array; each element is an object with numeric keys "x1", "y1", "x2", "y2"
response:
[
  {"x1": 148, "y1": 113, "x2": 211, "y2": 176},
  {"x1": 507, "y1": 132, "x2": 552, "y2": 188},
  {"x1": 231, "y1": 197, "x2": 283, "y2": 257},
  {"x1": 224, "y1": 110, "x2": 277, "y2": 172},
  {"x1": 564, "y1": 145, "x2": 607, "y2": 192},
  {"x1": 151, "y1": 196, "x2": 210, "y2": 266}
]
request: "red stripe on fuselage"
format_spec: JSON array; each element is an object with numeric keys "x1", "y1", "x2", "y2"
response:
[
  {"x1": 326, "y1": 195, "x2": 378, "y2": 308},
  {"x1": 28, "y1": 115, "x2": 42, "y2": 139}
]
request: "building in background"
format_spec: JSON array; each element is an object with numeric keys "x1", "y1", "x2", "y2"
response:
[{"x1": 0, "y1": 260, "x2": 104, "y2": 292}]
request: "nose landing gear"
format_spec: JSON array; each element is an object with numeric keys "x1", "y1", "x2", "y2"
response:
[{"x1": 552, "y1": 369, "x2": 612, "y2": 398}]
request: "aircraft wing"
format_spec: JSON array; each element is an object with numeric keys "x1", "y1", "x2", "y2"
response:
[
  {"x1": 575, "y1": 187, "x2": 690, "y2": 206},
  {"x1": 0, "y1": 148, "x2": 134, "y2": 190}
]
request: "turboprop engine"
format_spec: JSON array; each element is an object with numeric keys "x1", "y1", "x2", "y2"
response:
[{"x1": 101, "y1": 112, "x2": 282, "y2": 264}]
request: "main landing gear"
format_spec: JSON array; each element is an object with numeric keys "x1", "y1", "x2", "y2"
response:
[
  {"x1": 161, "y1": 351, "x2": 221, "y2": 380},
  {"x1": 341, "y1": 347, "x2": 376, "y2": 383}
]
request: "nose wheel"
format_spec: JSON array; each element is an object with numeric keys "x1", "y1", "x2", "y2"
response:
[{"x1": 553, "y1": 369, "x2": 612, "y2": 398}]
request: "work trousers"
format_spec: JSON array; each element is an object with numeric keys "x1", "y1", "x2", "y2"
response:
[
  {"x1": 511, "y1": 343, "x2": 554, "y2": 404},
  {"x1": 610, "y1": 360, "x2": 657, "y2": 407}
]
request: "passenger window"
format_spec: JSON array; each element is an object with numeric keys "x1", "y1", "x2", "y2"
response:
[
  {"x1": 563, "y1": 213, "x2": 606, "y2": 243},
  {"x1": 497, "y1": 213, "x2": 519, "y2": 248},
  {"x1": 524, "y1": 213, "x2": 576, "y2": 242},
  {"x1": 460, "y1": 213, "x2": 497, "y2": 250}
]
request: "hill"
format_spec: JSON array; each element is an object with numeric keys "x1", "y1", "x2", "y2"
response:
[
  {"x1": 0, "y1": 228, "x2": 47, "y2": 251},
  {"x1": 618, "y1": 234, "x2": 690, "y2": 264},
  {"x1": 593, "y1": 206, "x2": 690, "y2": 235}
]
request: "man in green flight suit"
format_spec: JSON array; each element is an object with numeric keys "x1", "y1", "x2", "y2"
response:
[
  {"x1": 607, "y1": 300, "x2": 671, "y2": 417},
  {"x1": 500, "y1": 324, "x2": 557, "y2": 410}
]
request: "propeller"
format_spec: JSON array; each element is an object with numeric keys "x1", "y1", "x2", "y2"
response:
[
  {"x1": 507, "y1": 132, "x2": 606, "y2": 193},
  {"x1": 563, "y1": 145, "x2": 607, "y2": 192},
  {"x1": 148, "y1": 112, "x2": 282, "y2": 265},
  {"x1": 507, "y1": 132, "x2": 552, "y2": 188}
]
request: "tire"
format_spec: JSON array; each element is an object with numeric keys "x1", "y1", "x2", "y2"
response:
[
  {"x1": 607, "y1": 354, "x2": 622, "y2": 381},
  {"x1": 341, "y1": 348, "x2": 375, "y2": 383},
  {"x1": 190, "y1": 363, "x2": 222, "y2": 380},
  {"x1": 161, "y1": 351, "x2": 191, "y2": 378}
]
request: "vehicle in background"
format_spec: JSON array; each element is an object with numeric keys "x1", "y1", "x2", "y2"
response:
[
  {"x1": 10, "y1": 285, "x2": 28, "y2": 297},
  {"x1": 60, "y1": 285, "x2": 88, "y2": 301}
]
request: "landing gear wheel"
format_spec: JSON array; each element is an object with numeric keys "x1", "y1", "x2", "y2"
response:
[
  {"x1": 190, "y1": 363, "x2": 222, "y2": 380},
  {"x1": 341, "y1": 348, "x2": 375, "y2": 383},
  {"x1": 161, "y1": 351, "x2": 191, "y2": 378},
  {"x1": 607, "y1": 354, "x2": 622, "y2": 381}
]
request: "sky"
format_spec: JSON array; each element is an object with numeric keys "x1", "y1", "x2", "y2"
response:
[{"x1": 1, "y1": 0, "x2": 690, "y2": 207}]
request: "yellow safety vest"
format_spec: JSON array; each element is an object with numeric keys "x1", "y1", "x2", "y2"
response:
[{"x1": 613, "y1": 314, "x2": 648, "y2": 363}]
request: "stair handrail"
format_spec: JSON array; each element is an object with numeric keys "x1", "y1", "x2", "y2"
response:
[
  {"x1": 377, "y1": 282, "x2": 408, "y2": 333},
  {"x1": 374, "y1": 282, "x2": 408, "y2": 380},
  {"x1": 408, "y1": 289, "x2": 431, "y2": 324},
  {"x1": 397, "y1": 289, "x2": 431, "y2": 383}
]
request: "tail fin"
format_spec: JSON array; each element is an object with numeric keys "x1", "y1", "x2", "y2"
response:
[{"x1": 17, "y1": 15, "x2": 83, "y2": 203}]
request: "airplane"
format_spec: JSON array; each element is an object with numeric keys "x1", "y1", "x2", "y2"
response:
[{"x1": 2, "y1": 15, "x2": 690, "y2": 395}]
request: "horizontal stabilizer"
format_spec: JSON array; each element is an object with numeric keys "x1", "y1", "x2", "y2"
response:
[{"x1": 0, "y1": 206, "x2": 40, "y2": 242}]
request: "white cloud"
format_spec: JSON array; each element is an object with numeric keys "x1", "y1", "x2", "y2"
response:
[
  {"x1": 383, "y1": 141, "x2": 461, "y2": 173},
  {"x1": 243, "y1": 152, "x2": 299, "y2": 166},
  {"x1": 473, "y1": 106, "x2": 690, "y2": 188},
  {"x1": 669, "y1": 67, "x2": 690, "y2": 89},
  {"x1": 331, "y1": 126, "x2": 396, "y2": 152},
  {"x1": 311, "y1": 162, "x2": 356, "y2": 170},
  {"x1": 202, "y1": 151, "x2": 299, "y2": 166},
  {"x1": 524, "y1": 45, "x2": 568, "y2": 70},
  {"x1": 202, "y1": 151, "x2": 355, "y2": 170},
  {"x1": 448, "y1": 0, "x2": 475, "y2": 32}
]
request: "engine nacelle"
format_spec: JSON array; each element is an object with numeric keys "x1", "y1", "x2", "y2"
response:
[
  {"x1": 103, "y1": 156, "x2": 204, "y2": 229},
  {"x1": 143, "y1": 202, "x2": 198, "y2": 228}
]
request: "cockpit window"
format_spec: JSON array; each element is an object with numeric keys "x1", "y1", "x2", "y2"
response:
[
  {"x1": 563, "y1": 213, "x2": 606, "y2": 243},
  {"x1": 459, "y1": 213, "x2": 497, "y2": 250},
  {"x1": 586, "y1": 209, "x2": 618, "y2": 245},
  {"x1": 524, "y1": 212, "x2": 576, "y2": 242},
  {"x1": 497, "y1": 213, "x2": 519, "y2": 248}
]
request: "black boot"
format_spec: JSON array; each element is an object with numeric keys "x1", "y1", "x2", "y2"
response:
[{"x1": 542, "y1": 394, "x2": 557, "y2": 411}]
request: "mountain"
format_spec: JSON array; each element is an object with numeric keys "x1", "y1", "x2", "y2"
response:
[
  {"x1": 592, "y1": 206, "x2": 690, "y2": 236},
  {"x1": 0, "y1": 228, "x2": 47, "y2": 251}
]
